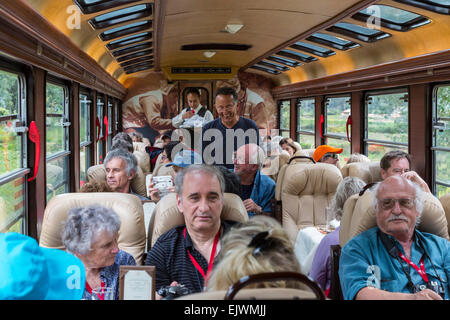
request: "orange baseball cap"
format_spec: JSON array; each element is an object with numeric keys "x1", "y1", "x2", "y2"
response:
[{"x1": 313, "y1": 145, "x2": 343, "y2": 162}]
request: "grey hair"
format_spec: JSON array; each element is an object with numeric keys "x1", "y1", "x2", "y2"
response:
[
  {"x1": 104, "y1": 148, "x2": 137, "y2": 176},
  {"x1": 238, "y1": 143, "x2": 266, "y2": 168},
  {"x1": 346, "y1": 153, "x2": 371, "y2": 164},
  {"x1": 328, "y1": 177, "x2": 366, "y2": 221},
  {"x1": 175, "y1": 164, "x2": 226, "y2": 198},
  {"x1": 61, "y1": 205, "x2": 121, "y2": 255},
  {"x1": 372, "y1": 178, "x2": 424, "y2": 225}
]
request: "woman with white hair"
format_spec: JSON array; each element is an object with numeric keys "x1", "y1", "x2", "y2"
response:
[
  {"x1": 62, "y1": 205, "x2": 136, "y2": 300},
  {"x1": 308, "y1": 176, "x2": 366, "y2": 296}
]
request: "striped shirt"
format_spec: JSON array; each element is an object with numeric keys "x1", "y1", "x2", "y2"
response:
[{"x1": 145, "y1": 221, "x2": 237, "y2": 294}]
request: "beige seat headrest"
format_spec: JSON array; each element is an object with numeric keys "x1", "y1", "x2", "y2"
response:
[
  {"x1": 133, "y1": 142, "x2": 147, "y2": 152},
  {"x1": 133, "y1": 150, "x2": 150, "y2": 174},
  {"x1": 87, "y1": 164, "x2": 147, "y2": 198},
  {"x1": 340, "y1": 190, "x2": 450, "y2": 247},
  {"x1": 341, "y1": 161, "x2": 381, "y2": 184},
  {"x1": 39, "y1": 192, "x2": 146, "y2": 264},
  {"x1": 439, "y1": 193, "x2": 450, "y2": 236},
  {"x1": 151, "y1": 193, "x2": 248, "y2": 247}
]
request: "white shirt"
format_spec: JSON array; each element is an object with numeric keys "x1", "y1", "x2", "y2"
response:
[{"x1": 171, "y1": 104, "x2": 213, "y2": 128}]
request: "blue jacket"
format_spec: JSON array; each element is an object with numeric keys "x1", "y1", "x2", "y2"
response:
[{"x1": 248, "y1": 170, "x2": 276, "y2": 217}]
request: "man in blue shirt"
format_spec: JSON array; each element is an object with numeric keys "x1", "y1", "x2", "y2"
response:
[
  {"x1": 201, "y1": 87, "x2": 260, "y2": 170},
  {"x1": 234, "y1": 143, "x2": 275, "y2": 217},
  {"x1": 339, "y1": 176, "x2": 449, "y2": 300}
]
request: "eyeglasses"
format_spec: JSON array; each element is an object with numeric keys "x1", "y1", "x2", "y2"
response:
[
  {"x1": 323, "y1": 153, "x2": 338, "y2": 160},
  {"x1": 379, "y1": 198, "x2": 414, "y2": 210}
]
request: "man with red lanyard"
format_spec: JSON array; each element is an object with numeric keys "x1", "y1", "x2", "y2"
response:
[
  {"x1": 339, "y1": 176, "x2": 449, "y2": 300},
  {"x1": 145, "y1": 164, "x2": 239, "y2": 298}
]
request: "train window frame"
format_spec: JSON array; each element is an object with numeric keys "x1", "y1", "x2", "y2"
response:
[
  {"x1": 266, "y1": 55, "x2": 302, "y2": 68},
  {"x1": 250, "y1": 65, "x2": 281, "y2": 75},
  {"x1": 0, "y1": 66, "x2": 29, "y2": 234},
  {"x1": 99, "y1": 20, "x2": 152, "y2": 42},
  {"x1": 290, "y1": 41, "x2": 336, "y2": 58},
  {"x1": 88, "y1": 4, "x2": 153, "y2": 30},
  {"x1": 431, "y1": 83, "x2": 450, "y2": 197},
  {"x1": 112, "y1": 42, "x2": 153, "y2": 58},
  {"x1": 363, "y1": 88, "x2": 409, "y2": 161},
  {"x1": 120, "y1": 56, "x2": 154, "y2": 68},
  {"x1": 323, "y1": 94, "x2": 352, "y2": 161},
  {"x1": 279, "y1": 100, "x2": 291, "y2": 138},
  {"x1": 306, "y1": 33, "x2": 360, "y2": 51},
  {"x1": 79, "y1": 91, "x2": 91, "y2": 188},
  {"x1": 352, "y1": 4, "x2": 431, "y2": 32},
  {"x1": 96, "y1": 94, "x2": 105, "y2": 164},
  {"x1": 116, "y1": 49, "x2": 153, "y2": 63},
  {"x1": 45, "y1": 79, "x2": 71, "y2": 204},
  {"x1": 393, "y1": 0, "x2": 450, "y2": 15},
  {"x1": 326, "y1": 22, "x2": 391, "y2": 42},
  {"x1": 107, "y1": 98, "x2": 113, "y2": 151},
  {"x1": 257, "y1": 60, "x2": 290, "y2": 72},
  {"x1": 106, "y1": 32, "x2": 152, "y2": 51},
  {"x1": 296, "y1": 97, "x2": 316, "y2": 149},
  {"x1": 74, "y1": 0, "x2": 141, "y2": 15},
  {"x1": 276, "y1": 49, "x2": 318, "y2": 63}
]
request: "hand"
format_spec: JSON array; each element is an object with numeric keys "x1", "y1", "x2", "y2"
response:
[
  {"x1": 243, "y1": 199, "x2": 261, "y2": 214},
  {"x1": 148, "y1": 182, "x2": 160, "y2": 202},
  {"x1": 182, "y1": 110, "x2": 195, "y2": 119},
  {"x1": 402, "y1": 171, "x2": 431, "y2": 193},
  {"x1": 411, "y1": 288, "x2": 443, "y2": 300}
]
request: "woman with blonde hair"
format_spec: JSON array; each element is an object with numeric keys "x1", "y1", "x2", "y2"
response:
[{"x1": 206, "y1": 216, "x2": 301, "y2": 291}]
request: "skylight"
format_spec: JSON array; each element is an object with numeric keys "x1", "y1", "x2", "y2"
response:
[
  {"x1": 326, "y1": 22, "x2": 391, "y2": 42},
  {"x1": 306, "y1": 33, "x2": 360, "y2": 51},
  {"x1": 290, "y1": 41, "x2": 336, "y2": 57},
  {"x1": 89, "y1": 4, "x2": 152, "y2": 29}
]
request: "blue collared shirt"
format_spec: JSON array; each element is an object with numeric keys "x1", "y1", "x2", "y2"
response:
[{"x1": 339, "y1": 227, "x2": 450, "y2": 300}]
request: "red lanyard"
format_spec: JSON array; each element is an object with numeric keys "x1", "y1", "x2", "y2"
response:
[
  {"x1": 183, "y1": 227, "x2": 220, "y2": 286},
  {"x1": 398, "y1": 253, "x2": 429, "y2": 283},
  {"x1": 85, "y1": 280, "x2": 106, "y2": 300}
]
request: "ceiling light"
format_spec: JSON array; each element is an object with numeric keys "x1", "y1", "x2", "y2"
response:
[
  {"x1": 224, "y1": 23, "x2": 243, "y2": 34},
  {"x1": 203, "y1": 51, "x2": 216, "y2": 58}
]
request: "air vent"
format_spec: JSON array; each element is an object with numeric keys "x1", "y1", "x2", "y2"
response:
[
  {"x1": 171, "y1": 67, "x2": 232, "y2": 74},
  {"x1": 180, "y1": 44, "x2": 252, "y2": 51}
]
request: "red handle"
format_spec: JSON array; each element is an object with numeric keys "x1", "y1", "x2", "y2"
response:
[
  {"x1": 96, "y1": 117, "x2": 101, "y2": 142},
  {"x1": 319, "y1": 114, "x2": 324, "y2": 139},
  {"x1": 103, "y1": 115, "x2": 109, "y2": 140},
  {"x1": 346, "y1": 115, "x2": 352, "y2": 142},
  {"x1": 27, "y1": 121, "x2": 41, "y2": 182}
]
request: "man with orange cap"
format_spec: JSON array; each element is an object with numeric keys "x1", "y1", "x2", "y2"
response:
[{"x1": 313, "y1": 145, "x2": 343, "y2": 167}]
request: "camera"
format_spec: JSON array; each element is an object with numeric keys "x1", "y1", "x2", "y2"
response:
[
  {"x1": 415, "y1": 280, "x2": 445, "y2": 299},
  {"x1": 157, "y1": 284, "x2": 191, "y2": 300}
]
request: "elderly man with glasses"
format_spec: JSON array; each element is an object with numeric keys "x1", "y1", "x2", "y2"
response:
[{"x1": 339, "y1": 176, "x2": 449, "y2": 300}]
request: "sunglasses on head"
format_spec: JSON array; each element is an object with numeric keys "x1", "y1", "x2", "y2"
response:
[
  {"x1": 379, "y1": 198, "x2": 414, "y2": 210},
  {"x1": 323, "y1": 153, "x2": 338, "y2": 160}
]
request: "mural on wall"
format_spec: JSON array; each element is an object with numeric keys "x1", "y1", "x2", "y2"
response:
[{"x1": 122, "y1": 71, "x2": 277, "y2": 145}]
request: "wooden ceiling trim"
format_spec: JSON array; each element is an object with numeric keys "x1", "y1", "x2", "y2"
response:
[
  {"x1": 272, "y1": 49, "x2": 450, "y2": 98},
  {"x1": 153, "y1": 0, "x2": 164, "y2": 72},
  {"x1": 241, "y1": 0, "x2": 379, "y2": 71},
  {"x1": 0, "y1": 0, "x2": 126, "y2": 98}
]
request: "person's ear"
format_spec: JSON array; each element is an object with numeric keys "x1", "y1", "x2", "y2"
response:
[
  {"x1": 176, "y1": 194, "x2": 183, "y2": 213},
  {"x1": 128, "y1": 170, "x2": 136, "y2": 181},
  {"x1": 380, "y1": 168, "x2": 387, "y2": 180}
]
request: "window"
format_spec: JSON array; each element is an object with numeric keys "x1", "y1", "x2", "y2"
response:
[
  {"x1": 99, "y1": 20, "x2": 152, "y2": 42},
  {"x1": 352, "y1": 5, "x2": 430, "y2": 31},
  {"x1": 74, "y1": 0, "x2": 141, "y2": 14},
  {"x1": 324, "y1": 95, "x2": 351, "y2": 161},
  {"x1": 106, "y1": 32, "x2": 152, "y2": 50},
  {"x1": 326, "y1": 22, "x2": 391, "y2": 42},
  {"x1": 116, "y1": 49, "x2": 153, "y2": 63},
  {"x1": 306, "y1": 33, "x2": 360, "y2": 51},
  {"x1": 250, "y1": 65, "x2": 281, "y2": 75},
  {"x1": 364, "y1": 90, "x2": 409, "y2": 161},
  {"x1": 89, "y1": 4, "x2": 153, "y2": 30},
  {"x1": 276, "y1": 49, "x2": 318, "y2": 63},
  {"x1": 114, "y1": 99, "x2": 119, "y2": 132},
  {"x1": 290, "y1": 41, "x2": 336, "y2": 58},
  {"x1": 46, "y1": 82, "x2": 70, "y2": 203},
  {"x1": 79, "y1": 92, "x2": 91, "y2": 187},
  {"x1": 96, "y1": 95, "x2": 105, "y2": 164},
  {"x1": 432, "y1": 85, "x2": 450, "y2": 197},
  {"x1": 107, "y1": 98, "x2": 113, "y2": 151},
  {"x1": 0, "y1": 68, "x2": 28, "y2": 234},
  {"x1": 266, "y1": 55, "x2": 301, "y2": 67},
  {"x1": 297, "y1": 98, "x2": 315, "y2": 149},
  {"x1": 120, "y1": 56, "x2": 154, "y2": 68},
  {"x1": 112, "y1": 42, "x2": 153, "y2": 58},
  {"x1": 257, "y1": 61, "x2": 289, "y2": 72},
  {"x1": 279, "y1": 100, "x2": 291, "y2": 138},
  {"x1": 393, "y1": 0, "x2": 450, "y2": 15}
]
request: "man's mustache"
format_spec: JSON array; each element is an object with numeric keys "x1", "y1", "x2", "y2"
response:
[{"x1": 387, "y1": 214, "x2": 408, "y2": 222}]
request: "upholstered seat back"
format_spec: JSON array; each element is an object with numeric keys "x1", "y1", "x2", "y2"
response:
[
  {"x1": 341, "y1": 161, "x2": 382, "y2": 184},
  {"x1": 439, "y1": 193, "x2": 450, "y2": 235},
  {"x1": 281, "y1": 163, "x2": 343, "y2": 243},
  {"x1": 133, "y1": 150, "x2": 151, "y2": 174},
  {"x1": 261, "y1": 152, "x2": 290, "y2": 182},
  {"x1": 150, "y1": 193, "x2": 248, "y2": 248},
  {"x1": 87, "y1": 164, "x2": 147, "y2": 198},
  {"x1": 39, "y1": 192, "x2": 147, "y2": 264},
  {"x1": 133, "y1": 142, "x2": 147, "y2": 152},
  {"x1": 340, "y1": 189, "x2": 450, "y2": 247}
]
